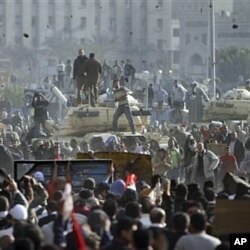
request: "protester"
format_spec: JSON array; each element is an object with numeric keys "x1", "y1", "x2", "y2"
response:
[
  {"x1": 112, "y1": 79, "x2": 136, "y2": 134},
  {"x1": 83, "y1": 53, "x2": 102, "y2": 107},
  {"x1": 0, "y1": 53, "x2": 249, "y2": 250},
  {"x1": 73, "y1": 49, "x2": 88, "y2": 105}
]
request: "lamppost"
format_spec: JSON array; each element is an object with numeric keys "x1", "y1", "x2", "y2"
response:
[{"x1": 209, "y1": 0, "x2": 216, "y2": 99}]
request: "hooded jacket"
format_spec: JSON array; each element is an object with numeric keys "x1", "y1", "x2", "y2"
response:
[{"x1": 191, "y1": 149, "x2": 219, "y2": 181}]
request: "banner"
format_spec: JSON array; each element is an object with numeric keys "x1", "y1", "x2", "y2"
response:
[{"x1": 77, "y1": 152, "x2": 152, "y2": 184}]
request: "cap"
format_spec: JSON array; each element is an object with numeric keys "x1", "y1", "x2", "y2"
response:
[
  {"x1": 9, "y1": 204, "x2": 28, "y2": 221},
  {"x1": 83, "y1": 178, "x2": 96, "y2": 190}
]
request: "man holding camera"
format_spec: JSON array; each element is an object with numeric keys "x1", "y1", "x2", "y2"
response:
[{"x1": 32, "y1": 92, "x2": 49, "y2": 134}]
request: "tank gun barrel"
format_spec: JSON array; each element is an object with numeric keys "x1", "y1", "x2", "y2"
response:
[{"x1": 50, "y1": 85, "x2": 67, "y2": 105}]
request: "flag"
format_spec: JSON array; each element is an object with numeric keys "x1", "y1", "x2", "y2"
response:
[
  {"x1": 126, "y1": 173, "x2": 137, "y2": 191},
  {"x1": 72, "y1": 213, "x2": 86, "y2": 250}
]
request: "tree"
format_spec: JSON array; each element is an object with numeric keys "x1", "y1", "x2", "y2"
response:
[{"x1": 216, "y1": 47, "x2": 250, "y2": 84}]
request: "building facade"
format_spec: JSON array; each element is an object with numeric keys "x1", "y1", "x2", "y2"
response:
[
  {"x1": 0, "y1": 0, "x2": 173, "y2": 75},
  {"x1": 172, "y1": 0, "x2": 250, "y2": 80}
]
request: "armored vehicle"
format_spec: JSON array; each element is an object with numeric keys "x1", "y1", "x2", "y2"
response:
[
  {"x1": 43, "y1": 86, "x2": 151, "y2": 137},
  {"x1": 202, "y1": 98, "x2": 250, "y2": 122}
]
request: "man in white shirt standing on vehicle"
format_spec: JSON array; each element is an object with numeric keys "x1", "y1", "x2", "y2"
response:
[{"x1": 112, "y1": 79, "x2": 136, "y2": 134}]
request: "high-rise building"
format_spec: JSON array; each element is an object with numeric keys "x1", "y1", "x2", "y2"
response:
[{"x1": 0, "y1": 0, "x2": 173, "y2": 72}]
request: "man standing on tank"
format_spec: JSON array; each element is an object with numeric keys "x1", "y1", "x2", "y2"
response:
[
  {"x1": 83, "y1": 53, "x2": 102, "y2": 107},
  {"x1": 73, "y1": 49, "x2": 88, "y2": 105},
  {"x1": 112, "y1": 79, "x2": 136, "y2": 134}
]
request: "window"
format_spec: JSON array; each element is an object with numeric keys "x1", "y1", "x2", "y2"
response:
[
  {"x1": 125, "y1": 0, "x2": 131, "y2": 9},
  {"x1": 157, "y1": 60, "x2": 163, "y2": 67},
  {"x1": 80, "y1": 17, "x2": 86, "y2": 29},
  {"x1": 32, "y1": 2, "x2": 37, "y2": 14},
  {"x1": 110, "y1": 0, "x2": 115, "y2": 7},
  {"x1": 185, "y1": 33, "x2": 191, "y2": 45},
  {"x1": 173, "y1": 28, "x2": 180, "y2": 37},
  {"x1": 65, "y1": 0, "x2": 71, "y2": 6},
  {"x1": 202, "y1": 33, "x2": 207, "y2": 45},
  {"x1": 15, "y1": 36, "x2": 22, "y2": 44},
  {"x1": 125, "y1": 17, "x2": 131, "y2": 27},
  {"x1": 81, "y1": 0, "x2": 86, "y2": 7},
  {"x1": 0, "y1": 15, "x2": 4, "y2": 26},
  {"x1": 0, "y1": 36, "x2": 5, "y2": 47},
  {"x1": 48, "y1": 16, "x2": 55, "y2": 27},
  {"x1": 173, "y1": 51, "x2": 180, "y2": 64},
  {"x1": 95, "y1": 0, "x2": 101, "y2": 8},
  {"x1": 0, "y1": 3, "x2": 3, "y2": 15},
  {"x1": 32, "y1": 37, "x2": 38, "y2": 47},
  {"x1": 31, "y1": 16, "x2": 37, "y2": 26},
  {"x1": 109, "y1": 17, "x2": 115, "y2": 28},
  {"x1": 156, "y1": 0, "x2": 163, "y2": 9},
  {"x1": 64, "y1": 16, "x2": 71, "y2": 32},
  {"x1": 141, "y1": 18, "x2": 146, "y2": 28},
  {"x1": 157, "y1": 39, "x2": 163, "y2": 50},
  {"x1": 15, "y1": 1, "x2": 22, "y2": 15},
  {"x1": 15, "y1": 15, "x2": 22, "y2": 25},
  {"x1": 157, "y1": 18, "x2": 163, "y2": 30},
  {"x1": 141, "y1": 0, "x2": 146, "y2": 9},
  {"x1": 95, "y1": 17, "x2": 100, "y2": 27}
]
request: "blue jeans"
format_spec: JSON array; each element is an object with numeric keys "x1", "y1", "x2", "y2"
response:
[{"x1": 112, "y1": 104, "x2": 136, "y2": 133}]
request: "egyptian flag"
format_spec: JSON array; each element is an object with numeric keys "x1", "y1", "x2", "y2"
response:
[
  {"x1": 63, "y1": 184, "x2": 86, "y2": 250},
  {"x1": 71, "y1": 213, "x2": 86, "y2": 250},
  {"x1": 126, "y1": 173, "x2": 138, "y2": 191}
]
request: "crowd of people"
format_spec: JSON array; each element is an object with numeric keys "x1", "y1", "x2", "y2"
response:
[
  {"x1": 0, "y1": 49, "x2": 250, "y2": 250},
  {"x1": 1, "y1": 97, "x2": 250, "y2": 249},
  {"x1": 42, "y1": 48, "x2": 212, "y2": 126}
]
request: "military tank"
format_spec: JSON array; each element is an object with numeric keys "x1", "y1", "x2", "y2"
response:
[
  {"x1": 45, "y1": 86, "x2": 151, "y2": 137},
  {"x1": 202, "y1": 98, "x2": 250, "y2": 122},
  {"x1": 49, "y1": 105, "x2": 150, "y2": 137}
]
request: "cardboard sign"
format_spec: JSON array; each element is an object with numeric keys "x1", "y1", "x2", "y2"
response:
[
  {"x1": 207, "y1": 143, "x2": 225, "y2": 157},
  {"x1": 213, "y1": 200, "x2": 250, "y2": 235},
  {"x1": 14, "y1": 160, "x2": 112, "y2": 191},
  {"x1": 77, "y1": 152, "x2": 152, "y2": 184}
]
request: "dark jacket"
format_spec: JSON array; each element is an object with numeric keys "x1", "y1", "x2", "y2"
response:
[
  {"x1": 32, "y1": 96, "x2": 49, "y2": 119},
  {"x1": 161, "y1": 193, "x2": 174, "y2": 226},
  {"x1": 73, "y1": 55, "x2": 88, "y2": 79},
  {"x1": 83, "y1": 58, "x2": 102, "y2": 85},
  {"x1": 102, "y1": 238, "x2": 131, "y2": 250},
  {"x1": 0, "y1": 145, "x2": 14, "y2": 177},
  {"x1": 148, "y1": 87, "x2": 154, "y2": 100},
  {"x1": 164, "y1": 230, "x2": 188, "y2": 250},
  {"x1": 228, "y1": 139, "x2": 245, "y2": 165},
  {"x1": 124, "y1": 64, "x2": 135, "y2": 77}
]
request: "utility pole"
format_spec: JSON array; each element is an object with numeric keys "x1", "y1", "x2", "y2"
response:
[{"x1": 209, "y1": 0, "x2": 216, "y2": 99}]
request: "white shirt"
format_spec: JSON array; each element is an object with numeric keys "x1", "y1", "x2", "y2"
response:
[
  {"x1": 0, "y1": 227, "x2": 13, "y2": 238},
  {"x1": 229, "y1": 140, "x2": 236, "y2": 155},
  {"x1": 135, "y1": 146, "x2": 151, "y2": 155},
  {"x1": 57, "y1": 63, "x2": 65, "y2": 73},
  {"x1": 174, "y1": 232, "x2": 221, "y2": 250},
  {"x1": 140, "y1": 213, "x2": 151, "y2": 228}
]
